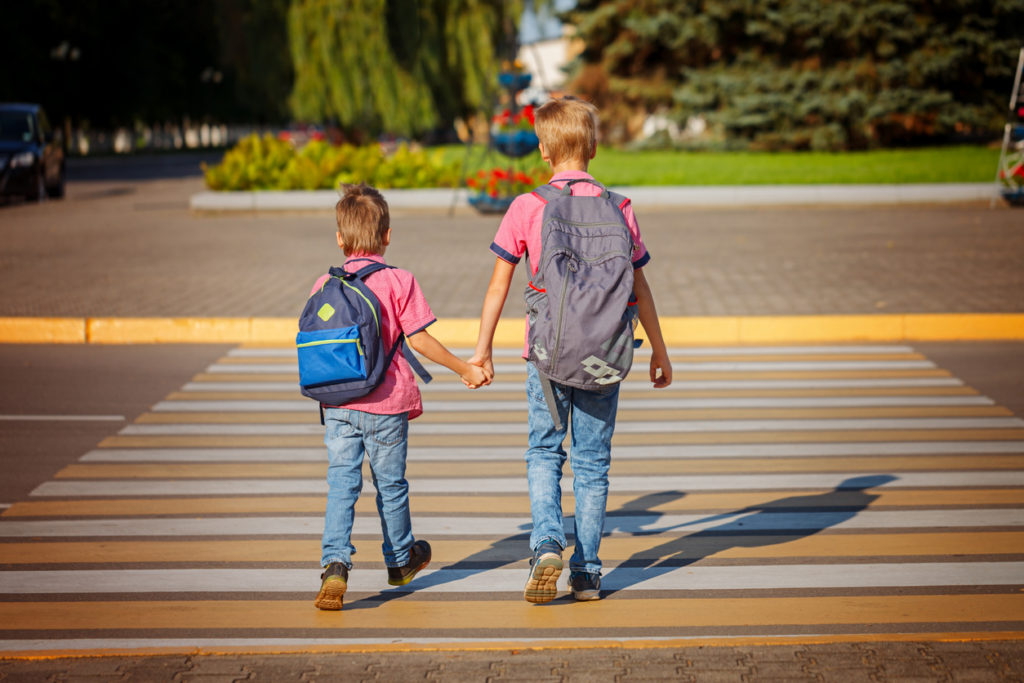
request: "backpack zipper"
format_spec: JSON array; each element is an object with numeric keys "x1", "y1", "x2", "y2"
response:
[{"x1": 548, "y1": 259, "x2": 576, "y2": 372}]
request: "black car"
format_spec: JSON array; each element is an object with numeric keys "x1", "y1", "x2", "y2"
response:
[{"x1": 0, "y1": 103, "x2": 65, "y2": 201}]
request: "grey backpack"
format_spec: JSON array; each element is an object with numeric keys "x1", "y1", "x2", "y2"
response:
[{"x1": 525, "y1": 178, "x2": 641, "y2": 429}]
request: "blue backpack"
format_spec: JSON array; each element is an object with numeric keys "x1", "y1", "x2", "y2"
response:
[{"x1": 297, "y1": 260, "x2": 431, "y2": 411}]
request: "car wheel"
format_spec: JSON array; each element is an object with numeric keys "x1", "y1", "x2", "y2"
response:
[
  {"x1": 29, "y1": 171, "x2": 47, "y2": 203},
  {"x1": 47, "y1": 165, "x2": 65, "y2": 199}
]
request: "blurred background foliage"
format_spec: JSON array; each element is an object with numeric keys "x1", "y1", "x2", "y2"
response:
[
  {"x1": 288, "y1": 0, "x2": 522, "y2": 138},
  {"x1": 565, "y1": 0, "x2": 1024, "y2": 150},
  {"x1": 4, "y1": 0, "x2": 1022, "y2": 150},
  {"x1": 1, "y1": 0, "x2": 294, "y2": 128}
]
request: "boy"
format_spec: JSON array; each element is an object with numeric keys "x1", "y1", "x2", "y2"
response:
[
  {"x1": 313, "y1": 183, "x2": 491, "y2": 610},
  {"x1": 469, "y1": 97, "x2": 673, "y2": 603}
]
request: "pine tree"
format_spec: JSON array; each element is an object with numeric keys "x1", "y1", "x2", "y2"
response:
[
  {"x1": 564, "y1": 0, "x2": 1024, "y2": 149},
  {"x1": 288, "y1": 0, "x2": 522, "y2": 137}
]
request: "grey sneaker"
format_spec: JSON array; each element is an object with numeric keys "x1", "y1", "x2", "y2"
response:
[
  {"x1": 314, "y1": 562, "x2": 349, "y2": 611},
  {"x1": 524, "y1": 539, "x2": 563, "y2": 604},
  {"x1": 569, "y1": 571, "x2": 601, "y2": 601}
]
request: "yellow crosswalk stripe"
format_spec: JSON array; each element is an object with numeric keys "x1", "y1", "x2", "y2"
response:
[
  {"x1": 51, "y1": 455, "x2": 1024, "y2": 480},
  {"x1": 190, "y1": 369, "x2": 954, "y2": 383},
  {"x1": 3, "y1": 532, "x2": 1021, "y2": 564},
  {"x1": 133, "y1": 406, "x2": 1013, "y2": 424},
  {"x1": 164, "y1": 386, "x2": 982, "y2": 402},
  {"x1": 4, "y1": 595, "x2": 1022, "y2": 630},
  {"x1": 212, "y1": 353, "x2": 929, "y2": 365},
  {"x1": 10, "y1": 489, "x2": 1023, "y2": 517},
  {"x1": 96, "y1": 429, "x2": 1024, "y2": 449}
]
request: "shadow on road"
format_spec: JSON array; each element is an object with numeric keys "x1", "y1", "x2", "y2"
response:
[
  {"x1": 599, "y1": 474, "x2": 898, "y2": 597},
  {"x1": 347, "y1": 474, "x2": 897, "y2": 607}
]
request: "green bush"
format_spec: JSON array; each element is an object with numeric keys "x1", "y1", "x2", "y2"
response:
[{"x1": 202, "y1": 134, "x2": 461, "y2": 191}]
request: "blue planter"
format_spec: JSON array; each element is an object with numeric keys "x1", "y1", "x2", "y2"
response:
[
  {"x1": 1003, "y1": 187, "x2": 1024, "y2": 207},
  {"x1": 498, "y1": 72, "x2": 532, "y2": 92},
  {"x1": 493, "y1": 130, "x2": 540, "y2": 158},
  {"x1": 468, "y1": 194, "x2": 515, "y2": 214}
]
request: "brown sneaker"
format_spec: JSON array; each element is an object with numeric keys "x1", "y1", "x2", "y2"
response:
[
  {"x1": 314, "y1": 562, "x2": 348, "y2": 610},
  {"x1": 387, "y1": 540, "x2": 432, "y2": 586}
]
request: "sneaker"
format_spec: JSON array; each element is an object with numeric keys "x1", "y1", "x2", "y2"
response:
[
  {"x1": 387, "y1": 540, "x2": 432, "y2": 586},
  {"x1": 314, "y1": 562, "x2": 349, "y2": 611},
  {"x1": 524, "y1": 539, "x2": 563, "y2": 604},
  {"x1": 569, "y1": 571, "x2": 601, "y2": 601}
]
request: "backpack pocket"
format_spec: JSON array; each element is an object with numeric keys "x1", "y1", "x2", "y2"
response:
[{"x1": 296, "y1": 326, "x2": 366, "y2": 388}]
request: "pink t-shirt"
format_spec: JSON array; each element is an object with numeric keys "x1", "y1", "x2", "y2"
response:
[
  {"x1": 489, "y1": 170, "x2": 651, "y2": 355},
  {"x1": 310, "y1": 253, "x2": 436, "y2": 420}
]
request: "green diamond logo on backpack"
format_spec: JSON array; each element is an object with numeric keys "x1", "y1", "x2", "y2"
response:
[{"x1": 317, "y1": 303, "x2": 335, "y2": 322}]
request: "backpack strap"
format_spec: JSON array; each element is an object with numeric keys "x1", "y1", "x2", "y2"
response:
[
  {"x1": 539, "y1": 372, "x2": 564, "y2": 432},
  {"x1": 400, "y1": 336, "x2": 433, "y2": 384},
  {"x1": 531, "y1": 184, "x2": 560, "y2": 204}
]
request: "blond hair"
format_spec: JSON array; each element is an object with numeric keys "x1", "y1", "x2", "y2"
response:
[
  {"x1": 335, "y1": 183, "x2": 390, "y2": 256},
  {"x1": 534, "y1": 96, "x2": 599, "y2": 167}
]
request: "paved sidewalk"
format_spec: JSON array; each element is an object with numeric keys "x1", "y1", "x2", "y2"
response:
[
  {"x1": 0, "y1": 178, "x2": 1021, "y2": 319},
  {"x1": 1, "y1": 641, "x2": 1021, "y2": 682}
]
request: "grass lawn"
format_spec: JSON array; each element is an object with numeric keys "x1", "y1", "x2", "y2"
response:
[{"x1": 438, "y1": 144, "x2": 1000, "y2": 185}]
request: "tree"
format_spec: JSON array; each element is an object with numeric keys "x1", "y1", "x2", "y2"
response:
[
  {"x1": 564, "y1": 0, "x2": 1024, "y2": 149},
  {"x1": 287, "y1": 0, "x2": 522, "y2": 137},
  {"x1": 0, "y1": 0, "x2": 292, "y2": 128}
]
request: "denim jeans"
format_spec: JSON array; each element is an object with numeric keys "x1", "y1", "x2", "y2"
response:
[
  {"x1": 525, "y1": 363, "x2": 619, "y2": 575},
  {"x1": 321, "y1": 407, "x2": 415, "y2": 569}
]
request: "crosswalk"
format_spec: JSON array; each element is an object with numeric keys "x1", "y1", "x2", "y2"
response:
[{"x1": 2, "y1": 343, "x2": 1023, "y2": 654}]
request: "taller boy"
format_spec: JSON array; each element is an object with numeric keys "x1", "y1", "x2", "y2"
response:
[{"x1": 471, "y1": 97, "x2": 674, "y2": 603}]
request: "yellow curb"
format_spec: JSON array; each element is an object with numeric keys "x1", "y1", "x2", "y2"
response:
[
  {"x1": 3, "y1": 632, "x2": 1023, "y2": 660},
  {"x1": 1, "y1": 314, "x2": 1024, "y2": 345},
  {"x1": 86, "y1": 318, "x2": 251, "y2": 344},
  {"x1": 0, "y1": 318, "x2": 85, "y2": 343}
]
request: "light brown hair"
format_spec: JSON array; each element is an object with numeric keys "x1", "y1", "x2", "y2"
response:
[
  {"x1": 335, "y1": 183, "x2": 390, "y2": 256},
  {"x1": 534, "y1": 96, "x2": 599, "y2": 167}
]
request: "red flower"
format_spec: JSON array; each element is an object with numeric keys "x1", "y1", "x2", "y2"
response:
[
  {"x1": 467, "y1": 178, "x2": 478, "y2": 189},
  {"x1": 493, "y1": 169, "x2": 508, "y2": 180},
  {"x1": 523, "y1": 105, "x2": 535, "y2": 125},
  {"x1": 489, "y1": 189, "x2": 499, "y2": 198}
]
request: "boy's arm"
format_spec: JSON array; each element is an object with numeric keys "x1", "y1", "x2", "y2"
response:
[
  {"x1": 407, "y1": 329, "x2": 491, "y2": 388},
  {"x1": 469, "y1": 257, "x2": 517, "y2": 380},
  {"x1": 633, "y1": 268, "x2": 672, "y2": 388}
]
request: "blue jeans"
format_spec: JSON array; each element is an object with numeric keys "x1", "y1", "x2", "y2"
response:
[
  {"x1": 321, "y1": 407, "x2": 415, "y2": 569},
  {"x1": 525, "y1": 363, "x2": 619, "y2": 575}
]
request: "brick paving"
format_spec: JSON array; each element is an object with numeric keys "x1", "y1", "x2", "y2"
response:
[
  {"x1": 1, "y1": 642, "x2": 1021, "y2": 682},
  {"x1": 0, "y1": 177, "x2": 1020, "y2": 318}
]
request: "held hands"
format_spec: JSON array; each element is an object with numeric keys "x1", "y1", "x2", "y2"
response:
[
  {"x1": 462, "y1": 351, "x2": 494, "y2": 389},
  {"x1": 461, "y1": 356, "x2": 493, "y2": 389},
  {"x1": 650, "y1": 351, "x2": 673, "y2": 389}
]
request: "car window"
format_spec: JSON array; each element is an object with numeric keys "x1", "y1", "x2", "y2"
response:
[{"x1": 0, "y1": 112, "x2": 35, "y2": 143}]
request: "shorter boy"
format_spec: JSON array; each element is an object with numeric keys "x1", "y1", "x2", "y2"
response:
[{"x1": 313, "y1": 183, "x2": 490, "y2": 610}]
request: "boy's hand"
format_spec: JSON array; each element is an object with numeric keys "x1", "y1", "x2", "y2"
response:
[
  {"x1": 461, "y1": 363, "x2": 491, "y2": 389},
  {"x1": 650, "y1": 352, "x2": 673, "y2": 388},
  {"x1": 467, "y1": 351, "x2": 494, "y2": 386}
]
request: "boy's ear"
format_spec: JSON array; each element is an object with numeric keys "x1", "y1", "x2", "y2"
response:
[
  {"x1": 590, "y1": 140, "x2": 597, "y2": 160},
  {"x1": 336, "y1": 232, "x2": 345, "y2": 250},
  {"x1": 539, "y1": 142, "x2": 550, "y2": 165},
  {"x1": 382, "y1": 227, "x2": 392, "y2": 248}
]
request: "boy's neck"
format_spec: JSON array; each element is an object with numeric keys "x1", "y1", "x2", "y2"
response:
[{"x1": 550, "y1": 161, "x2": 589, "y2": 175}]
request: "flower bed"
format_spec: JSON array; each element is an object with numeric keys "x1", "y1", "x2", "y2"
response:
[
  {"x1": 202, "y1": 134, "x2": 460, "y2": 191},
  {"x1": 466, "y1": 166, "x2": 551, "y2": 213}
]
